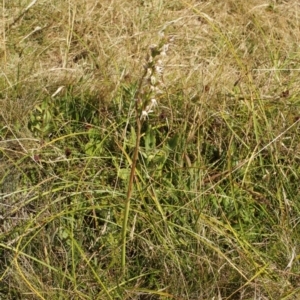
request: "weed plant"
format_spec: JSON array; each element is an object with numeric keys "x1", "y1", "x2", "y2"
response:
[{"x1": 1, "y1": 0, "x2": 300, "y2": 299}]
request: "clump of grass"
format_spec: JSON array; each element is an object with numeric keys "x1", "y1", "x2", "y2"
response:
[{"x1": 1, "y1": 0, "x2": 300, "y2": 299}]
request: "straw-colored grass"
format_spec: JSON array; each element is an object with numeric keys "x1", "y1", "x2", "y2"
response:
[{"x1": 1, "y1": 0, "x2": 300, "y2": 299}]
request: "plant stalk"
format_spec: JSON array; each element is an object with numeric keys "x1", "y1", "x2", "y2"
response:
[{"x1": 121, "y1": 67, "x2": 147, "y2": 275}]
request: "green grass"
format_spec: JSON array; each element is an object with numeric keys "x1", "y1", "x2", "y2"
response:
[{"x1": 1, "y1": 0, "x2": 300, "y2": 299}]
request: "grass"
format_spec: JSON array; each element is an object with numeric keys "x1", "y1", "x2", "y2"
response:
[{"x1": 1, "y1": 0, "x2": 300, "y2": 299}]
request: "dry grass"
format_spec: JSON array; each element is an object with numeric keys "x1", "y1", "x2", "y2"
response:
[{"x1": 1, "y1": 0, "x2": 300, "y2": 299}]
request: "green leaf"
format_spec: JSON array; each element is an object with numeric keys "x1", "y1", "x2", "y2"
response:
[
  {"x1": 144, "y1": 126, "x2": 156, "y2": 152},
  {"x1": 168, "y1": 133, "x2": 179, "y2": 150},
  {"x1": 128, "y1": 126, "x2": 136, "y2": 149}
]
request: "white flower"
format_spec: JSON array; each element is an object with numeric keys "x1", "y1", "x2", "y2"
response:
[
  {"x1": 147, "y1": 68, "x2": 153, "y2": 77},
  {"x1": 160, "y1": 44, "x2": 169, "y2": 56},
  {"x1": 140, "y1": 110, "x2": 150, "y2": 120},
  {"x1": 151, "y1": 86, "x2": 163, "y2": 94},
  {"x1": 155, "y1": 65, "x2": 164, "y2": 75},
  {"x1": 150, "y1": 75, "x2": 157, "y2": 85},
  {"x1": 140, "y1": 99, "x2": 158, "y2": 120},
  {"x1": 150, "y1": 98, "x2": 158, "y2": 108}
]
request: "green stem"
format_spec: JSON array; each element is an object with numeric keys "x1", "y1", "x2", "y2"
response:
[
  {"x1": 121, "y1": 67, "x2": 147, "y2": 275},
  {"x1": 121, "y1": 114, "x2": 141, "y2": 274}
]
